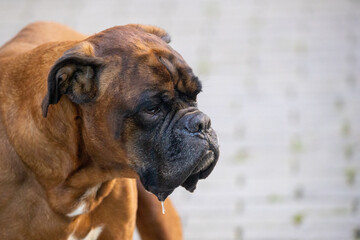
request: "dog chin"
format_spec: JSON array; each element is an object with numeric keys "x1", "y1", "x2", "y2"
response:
[{"x1": 141, "y1": 149, "x2": 218, "y2": 201}]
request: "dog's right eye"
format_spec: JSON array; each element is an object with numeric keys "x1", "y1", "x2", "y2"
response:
[{"x1": 144, "y1": 106, "x2": 161, "y2": 115}]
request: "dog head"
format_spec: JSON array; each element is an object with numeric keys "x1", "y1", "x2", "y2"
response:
[{"x1": 42, "y1": 24, "x2": 219, "y2": 201}]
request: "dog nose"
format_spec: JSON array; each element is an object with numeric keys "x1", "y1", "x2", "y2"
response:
[{"x1": 185, "y1": 112, "x2": 211, "y2": 133}]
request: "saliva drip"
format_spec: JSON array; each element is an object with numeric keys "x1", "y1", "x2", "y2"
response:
[{"x1": 161, "y1": 201, "x2": 165, "y2": 215}]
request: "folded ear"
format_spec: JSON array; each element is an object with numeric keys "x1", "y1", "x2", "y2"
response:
[
  {"x1": 128, "y1": 24, "x2": 171, "y2": 43},
  {"x1": 42, "y1": 52, "x2": 103, "y2": 117}
]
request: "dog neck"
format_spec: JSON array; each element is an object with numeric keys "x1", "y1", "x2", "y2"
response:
[{"x1": 0, "y1": 42, "x2": 135, "y2": 217}]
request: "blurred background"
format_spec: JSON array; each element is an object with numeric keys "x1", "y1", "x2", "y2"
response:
[{"x1": 0, "y1": 0, "x2": 359, "y2": 239}]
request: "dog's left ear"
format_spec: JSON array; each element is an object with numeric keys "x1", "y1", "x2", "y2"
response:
[{"x1": 42, "y1": 51, "x2": 103, "y2": 117}]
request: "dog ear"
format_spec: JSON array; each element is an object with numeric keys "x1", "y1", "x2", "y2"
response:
[
  {"x1": 128, "y1": 24, "x2": 171, "y2": 43},
  {"x1": 42, "y1": 53, "x2": 103, "y2": 117}
]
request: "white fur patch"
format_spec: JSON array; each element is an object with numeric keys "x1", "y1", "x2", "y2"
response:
[
  {"x1": 67, "y1": 233, "x2": 78, "y2": 240},
  {"x1": 67, "y1": 226, "x2": 104, "y2": 240},
  {"x1": 83, "y1": 184, "x2": 102, "y2": 198},
  {"x1": 67, "y1": 202, "x2": 87, "y2": 217},
  {"x1": 67, "y1": 184, "x2": 102, "y2": 218},
  {"x1": 84, "y1": 226, "x2": 104, "y2": 240}
]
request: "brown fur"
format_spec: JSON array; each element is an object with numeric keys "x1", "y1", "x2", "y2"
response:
[{"x1": 0, "y1": 22, "x2": 182, "y2": 240}]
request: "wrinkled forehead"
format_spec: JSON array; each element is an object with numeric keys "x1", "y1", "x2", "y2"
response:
[
  {"x1": 88, "y1": 25, "x2": 171, "y2": 57},
  {"x1": 91, "y1": 26, "x2": 201, "y2": 105}
]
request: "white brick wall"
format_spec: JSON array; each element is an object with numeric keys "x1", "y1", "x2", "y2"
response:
[{"x1": 1, "y1": 0, "x2": 359, "y2": 239}]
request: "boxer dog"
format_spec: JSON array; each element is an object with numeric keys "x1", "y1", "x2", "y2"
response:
[{"x1": 0, "y1": 22, "x2": 219, "y2": 240}]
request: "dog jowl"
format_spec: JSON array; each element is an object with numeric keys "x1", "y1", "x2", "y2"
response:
[{"x1": 43, "y1": 24, "x2": 220, "y2": 201}]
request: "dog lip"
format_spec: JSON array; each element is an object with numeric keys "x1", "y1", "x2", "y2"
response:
[
  {"x1": 199, "y1": 159, "x2": 217, "y2": 179},
  {"x1": 147, "y1": 186, "x2": 174, "y2": 201},
  {"x1": 140, "y1": 134, "x2": 219, "y2": 199},
  {"x1": 181, "y1": 145, "x2": 219, "y2": 192},
  {"x1": 181, "y1": 173, "x2": 200, "y2": 192},
  {"x1": 141, "y1": 182, "x2": 175, "y2": 201},
  {"x1": 192, "y1": 135, "x2": 220, "y2": 175},
  {"x1": 155, "y1": 190, "x2": 174, "y2": 201},
  {"x1": 181, "y1": 157, "x2": 218, "y2": 192},
  {"x1": 192, "y1": 150, "x2": 215, "y2": 174}
]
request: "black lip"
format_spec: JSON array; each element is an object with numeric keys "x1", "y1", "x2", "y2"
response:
[
  {"x1": 181, "y1": 172, "x2": 200, "y2": 192},
  {"x1": 192, "y1": 150, "x2": 214, "y2": 173},
  {"x1": 181, "y1": 158, "x2": 217, "y2": 192},
  {"x1": 181, "y1": 141, "x2": 219, "y2": 192},
  {"x1": 141, "y1": 134, "x2": 219, "y2": 200},
  {"x1": 199, "y1": 159, "x2": 217, "y2": 179},
  {"x1": 155, "y1": 189, "x2": 174, "y2": 201},
  {"x1": 141, "y1": 182, "x2": 175, "y2": 201},
  {"x1": 142, "y1": 156, "x2": 217, "y2": 200}
]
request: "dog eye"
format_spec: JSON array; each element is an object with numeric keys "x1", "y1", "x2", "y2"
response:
[{"x1": 144, "y1": 106, "x2": 161, "y2": 115}]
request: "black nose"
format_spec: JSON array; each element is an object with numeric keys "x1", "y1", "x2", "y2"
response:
[{"x1": 185, "y1": 112, "x2": 211, "y2": 133}]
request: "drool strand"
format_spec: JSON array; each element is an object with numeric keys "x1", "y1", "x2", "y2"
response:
[{"x1": 161, "y1": 201, "x2": 165, "y2": 215}]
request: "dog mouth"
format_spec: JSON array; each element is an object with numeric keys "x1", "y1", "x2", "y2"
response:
[
  {"x1": 142, "y1": 149, "x2": 218, "y2": 201},
  {"x1": 180, "y1": 150, "x2": 217, "y2": 193},
  {"x1": 192, "y1": 150, "x2": 215, "y2": 174}
]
